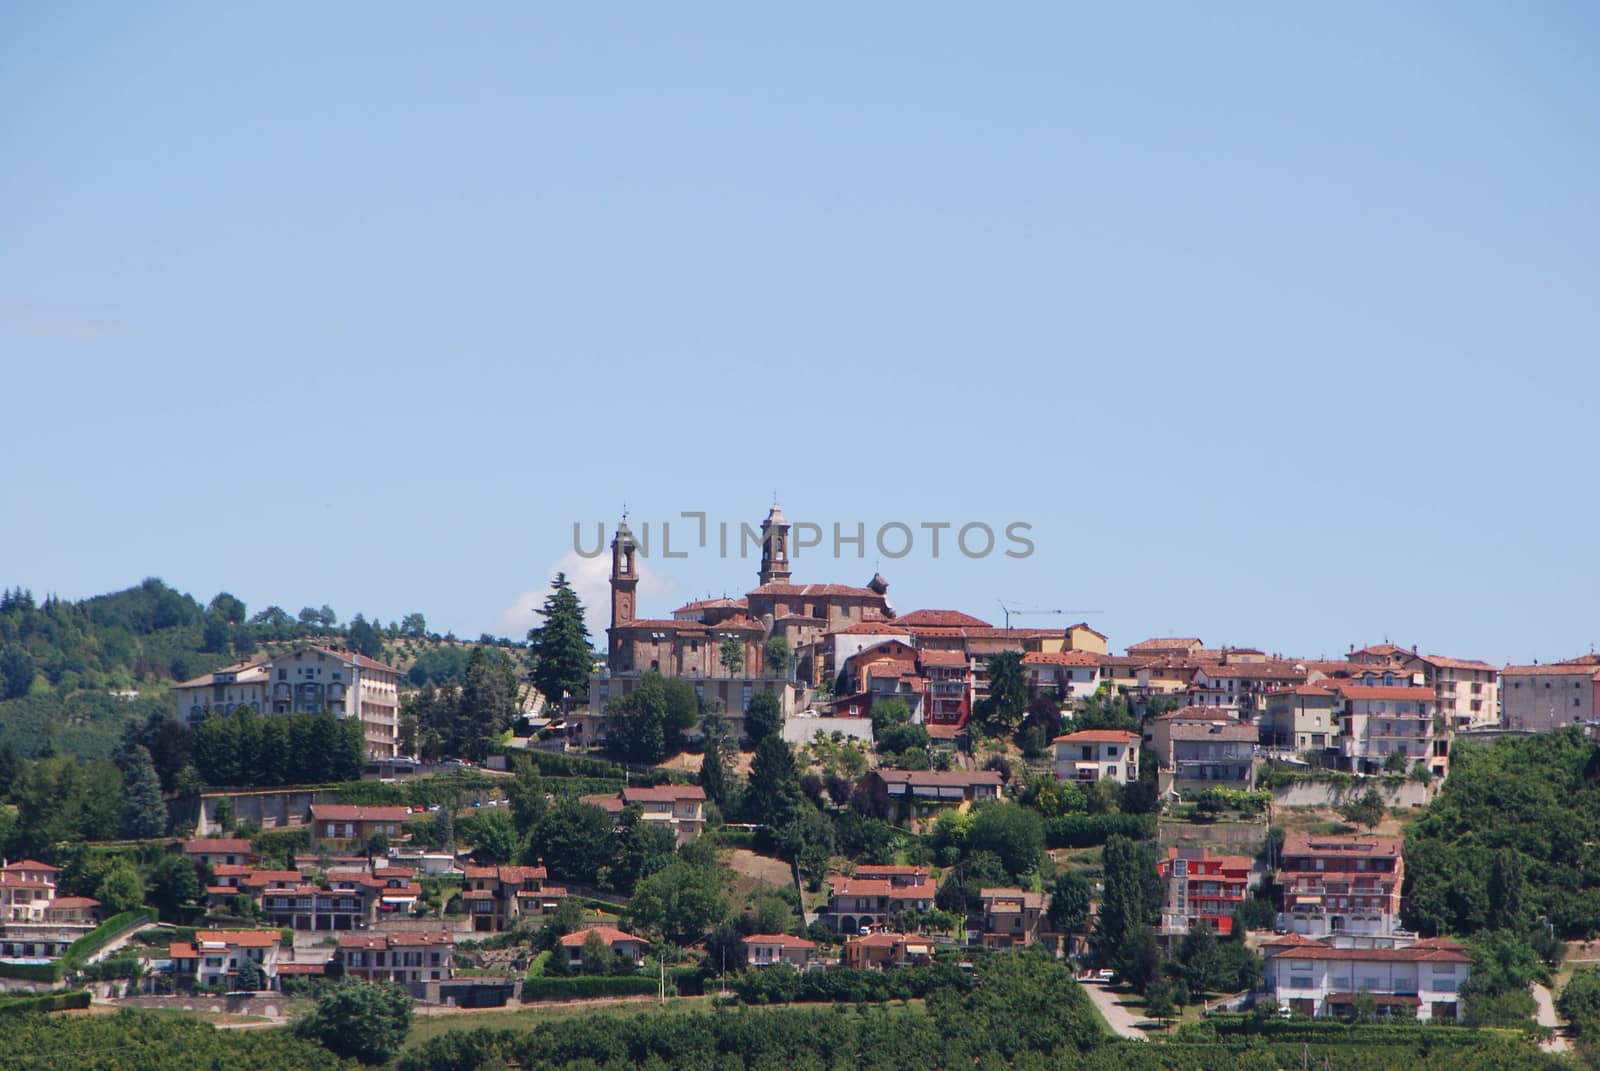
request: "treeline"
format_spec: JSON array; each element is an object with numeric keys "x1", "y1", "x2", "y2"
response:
[
  {"x1": 0, "y1": 1009, "x2": 352, "y2": 1071},
  {"x1": 192, "y1": 706, "x2": 366, "y2": 787}
]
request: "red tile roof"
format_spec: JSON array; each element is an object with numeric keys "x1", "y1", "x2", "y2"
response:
[
  {"x1": 559, "y1": 925, "x2": 646, "y2": 947},
  {"x1": 1503, "y1": 663, "x2": 1600, "y2": 677},
  {"x1": 182, "y1": 838, "x2": 256, "y2": 856},
  {"x1": 1052, "y1": 730, "x2": 1140, "y2": 745},
  {"x1": 672, "y1": 597, "x2": 748, "y2": 613},
  {"x1": 309, "y1": 804, "x2": 415, "y2": 823},
  {"x1": 1128, "y1": 637, "x2": 1203, "y2": 652},
  {"x1": 1022, "y1": 651, "x2": 1101, "y2": 667},
  {"x1": 622, "y1": 784, "x2": 707, "y2": 804},
  {"x1": 853, "y1": 865, "x2": 931, "y2": 879},
  {"x1": 1334, "y1": 685, "x2": 1435, "y2": 702},
  {"x1": 834, "y1": 621, "x2": 908, "y2": 636},
  {"x1": 2, "y1": 859, "x2": 61, "y2": 872},
  {"x1": 741, "y1": 934, "x2": 817, "y2": 949},
  {"x1": 1281, "y1": 833, "x2": 1401, "y2": 858},
  {"x1": 894, "y1": 609, "x2": 993, "y2": 629},
  {"x1": 1263, "y1": 936, "x2": 1468, "y2": 963},
  {"x1": 917, "y1": 649, "x2": 970, "y2": 668},
  {"x1": 749, "y1": 583, "x2": 882, "y2": 599}
]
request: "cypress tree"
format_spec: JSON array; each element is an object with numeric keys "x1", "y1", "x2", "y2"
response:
[
  {"x1": 119, "y1": 745, "x2": 167, "y2": 839},
  {"x1": 527, "y1": 573, "x2": 594, "y2": 710}
]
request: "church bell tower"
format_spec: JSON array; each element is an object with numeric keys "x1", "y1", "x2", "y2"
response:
[
  {"x1": 758, "y1": 502, "x2": 792, "y2": 586},
  {"x1": 610, "y1": 516, "x2": 638, "y2": 629}
]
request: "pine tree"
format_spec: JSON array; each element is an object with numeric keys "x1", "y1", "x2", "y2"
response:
[
  {"x1": 527, "y1": 573, "x2": 594, "y2": 710},
  {"x1": 119, "y1": 745, "x2": 167, "y2": 839},
  {"x1": 700, "y1": 731, "x2": 726, "y2": 805}
]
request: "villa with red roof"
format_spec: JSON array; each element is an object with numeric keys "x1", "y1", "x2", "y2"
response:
[
  {"x1": 1051, "y1": 730, "x2": 1140, "y2": 785},
  {"x1": 741, "y1": 933, "x2": 816, "y2": 968},
  {"x1": 1264, "y1": 933, "x2": 1469, "y2": 1021}
]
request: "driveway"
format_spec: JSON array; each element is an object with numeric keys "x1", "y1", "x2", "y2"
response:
[
  {"x1": 1080, "y1": 978, "x2": 1150, "y2": 1040},
  {"x1": 1532, "y1": 983, "x2": 1569, "y2": 1053}
]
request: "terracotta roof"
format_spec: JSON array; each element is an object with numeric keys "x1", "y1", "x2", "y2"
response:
[
  {"x1": 187, "y1": 929, "x2": 280, "y2": 948},
  {"x1": 847, "y1": 931, "x2": 934, "y2": 949},
  {"x1": 741, "y1": 934, "x2": 817, "y2": 949},
  {"x1": 1152, "y1": 705, "x2": 1232, "y2": 722},
  {"x1": 1350, "y1": 644, "x2": 1410, "y2": 659},
  {"x1": 44, "y1": 896, "x2": 99, "y2": 910},
  {"x1": 182, "y1": 838, "x2": 255, "y2": 856},
  {"x1": 834, "y1": 621, "x2": 908, "y2": 636},
  {"x1": 749, "y1": 583, "x2": 882, "y2": 599},
  {"x1": 305, "y1": 645, "x2": 402, "y2": 675},
  {"x1": 1275, "y1": 683, "x2": 1338, "y2": 698},
  {"x1": 1264, "y1": 936, "x2": 1468, "y2": 963},
  {"x1": 1127, "y1": 637, "x2": 1203, "y2": 652},
  {"x1": 615, "y1": 618, "x2": 709, "y2": 631},
  {"x1": 1281, "y1": 833, "x2": 1401, "y2": 859},
  {"x1": 917, "y1": 650, "x2": 970, "y2": 668},
  {"x1": 241, "y1": 869, "x2": 303, "y2": 884},
  {"x1": 1333, "y1": 685, "x2": 1436, "y2": 702},
  {"x1": 869, "y1": 769, "x2": 1003, "y2": 789},
  {"x1": 672, "y1": 597, "x2": 747, "y2": 613},
  {"x1": 854, "y1": 865, "x2": 931, "y2": 879},
  {"x1": 1169, "y1": 722, "x2": 1258, "y2": 742},
  {"x1": 924, "y1": 723, "x2": 966, "y2": 740},
  {"x1": 1, "y1": 859, "x2": 61, "y2": 872},
  {"x1": 310, "y1": 804, "x2": 415, "y2": 823},
  {"x1": 578, "y1": 794, "x2": 626, "y2": 814},
  {"x1": 708, "y1": 616, "x2": 764, "y2": 633},
  {"x1": 1022, "y1": 651, "x2": 1101, "y2": 667},
  {"x1": 1052, "y1": 730, "x2": 1140, "y2": 745},
  {"x1": 830, "y1": 878, "x2": 934, "y2": 900},
  {"x1": 979, "y1": 887, "x2": 1044, "y2": 910},
  {"x1": 211, "y1": 864, "x2": 254, "y2": 877},
  {"x1": 1414, "y1": 654, "x2": 1497, "y2": 672},
  {"x1": 559, "y1": 925, "x2": 646, "y2": 947},
  {"x1": 894, "y1": 609, "x2": 993, "y2": 629},
  {"x1": 173, "y1": 659, "x2": 270, "y2": 689},
  {"x1": 622, "y1": 784, "x2": 707, "y2": 804},
  {"x1": 1503, "y1": 663, "x2": 1600, "y2": 677},
  {"x1": 1193, "y1": 662, "x2": 1307, "y2": 681},
  {"x1": 1064, "y1": 622, "x2": 1108, "y2": 639}
]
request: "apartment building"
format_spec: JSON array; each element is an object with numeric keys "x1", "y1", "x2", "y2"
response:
[
  {"x1": 1051, "y1": 730, "x2": 1140, "y2": 785},
  {"x1": 1264, "y1": 934, "x2": 1469, "y2": 1021},
  {"x1": 461, "y1": 864, "x2": 567, "y2": 932},
  {"x1": 181, "y1": 838, "x2": 258, "y2": 869},
  {"x1": 1021, "y1": 651, "x2": 1102, "y2": 701},
  {"x1": 175, "y1": 645, "x2": 403, "y2": 758},
  {"x1": 1260, "y1": 684, "x2": 1340, "y2": 752},
  {"x1": 1163, "y1": 722, "x2": 1257, "y2": 792},
  {"x1": 824, "y1": 867, "x2": 935, "y2": 934},
  {"x1": 1185, "y1": 660, "x2": 1307, "y2": 716},
  {"x1": 1409, "y1": 654, "x2": 1499, "y2": 730},
  {"x1": 168, "y1": 929, "x2": 283, "y2": 990},
  {"x1": 335, "y1": 931, "x2": 455, "y2": 993},
  {"x1": 1157, "y1": 847, "x2": 1251, "y2": 937},
  {"x1": 1276, "y1": 833, "x2": 1404, "y2": 938},
  {"x1": 257, "y1": 870, "x2": 384, "y2": 931},
  {"x1": 1501, "y1": 662, "x2": 1600, "y2": 732},
  {"x1": 1332, "y1": 685, "x2": 1443, "y2": 776},
  {"x1": 977, "y1": 887, "x2": 1044, "y2": 949},
  {"x1": 620, "y1": 784, "x2": 707, "y2": 845},
  {"x1": 858, "y1": 769, "x2": 1003, "y2": 827}
]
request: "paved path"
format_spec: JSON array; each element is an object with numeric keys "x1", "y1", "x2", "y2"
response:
[
  {"x1": 1532, "y1": 983, "x2": 1570, "y2": 1053},
  {"x1": 1080, "y1": 979, "x2": 1149, "y2": 1040}
]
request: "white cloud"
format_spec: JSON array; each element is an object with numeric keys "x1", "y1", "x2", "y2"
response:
[{"x1": 499, "y1": 550, "x2": 679, "y2": 648}]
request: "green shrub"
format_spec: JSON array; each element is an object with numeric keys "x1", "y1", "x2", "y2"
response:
[
  {"x1": 520, "y1": 975, "x2": 661, "y2": 1000},
  {"x1": 0, "y1": 990, "x2": 91, "y2": 1015}
]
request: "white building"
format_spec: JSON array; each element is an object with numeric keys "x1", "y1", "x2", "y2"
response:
[
  {"x1": 1051, "y1": 730, "x2": 1140, "y2": 785},
  {"x1": 175, "y1": 645, "x2": 402, "y2": 759},
  {"x1": 1264, "y1": 934, "x2": 1470, "y2": 1021},
  {"x1": 1021, "y1": 652, "x2": 1102, "y2": 700}
]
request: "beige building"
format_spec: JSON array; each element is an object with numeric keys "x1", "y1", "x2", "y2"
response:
[
  {"x1": 1052, "y1": 729, "x2": 1141, "y2": 785},
  {"x1": 1261, "y1": 684, "x2": 1340, "y2": 752},
  {"x1": 175, "y1": 645, "x2": 402, "y2": 758},
  {"x1": 1409, "y1": 654, "x2": 1499, "y2": 730},
  {"x1": 1501, "y1": 661, "x2": 1600, "y2": 732}
]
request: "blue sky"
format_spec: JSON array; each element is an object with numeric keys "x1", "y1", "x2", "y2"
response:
[{"x1": 3, "y1": 4, "x2": 1596, "y2": 665}]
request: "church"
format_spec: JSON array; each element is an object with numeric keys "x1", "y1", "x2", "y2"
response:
[{"x1": 602, "y1": 503, "x2": 894, "y2": 688}]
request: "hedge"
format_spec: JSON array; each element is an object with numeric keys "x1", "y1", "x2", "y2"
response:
[
  {"x1": 516, "y1": 752, "x2": 629, "y2": 780},
  {"x1": 1184, "y1": 1014, "x2": 1510, "y2": 1044},
  {"x1": 520, "y1": 975, "x2": 661, "y2": 1000},
  {"x1": 1043, "y1": 813, "x2": 1155, "y2": 848},
  {"x1": 0, "y1": 989, "x2": 90, "y2": 1015},
  {"x1": 733, "y1": 963, "x2": 970, "y2": 1005},
  {"x1": 0, "y1": 909, "x2": 151, "y2": 984}
]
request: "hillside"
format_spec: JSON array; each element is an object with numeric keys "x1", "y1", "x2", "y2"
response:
[{"x1": 0, "y1": 578, "x2": 525, "y2": 758}]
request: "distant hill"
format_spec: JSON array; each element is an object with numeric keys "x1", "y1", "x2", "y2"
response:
[{"x1": 0, "y1": 578, "x2": 524, "y2": 758}]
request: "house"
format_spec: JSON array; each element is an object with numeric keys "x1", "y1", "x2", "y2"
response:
[
  {"x1": 1185, "y1": 660, "x2": 1307, "y2": 716},
  {"x1": 977, "y1": 887, "x2": 1044, "y2": 948},
  {"x1": 335, "y1": 931, "x2": 455, "y2": 993},
  {"x1": 843, "y1": 931, "x2": 937, "y2": 969},
  {"x1": 256, "y1": 870, "x2": 383, "y2": 931},
  {"x1": 1127, "y1": 638, "x2": 1204, "y2": 659},
  {"x1": 741, "y1": 933, "x2": 817, "y2": 968},
  {"x1": 1407, "y1": 654, "x2": 1499, "y2": 731},
  {"x1": 42, "y1": 897, "x2": 101, "y2": 925},
  {"x1": 824, "y1": 869, "x2": 936, "y2": 934},
  {"x1": 918, "y1": 649, "x2": 973, "y2": 727},
  {"x1": 1264, "y1": 934, "x2": 1469, "y2": 1020},
  {"x1": 1023, "y1": 623, "x2": 1110, "y2": 657},
  {"x1": 168, "y1": 929, "x2": 283, "y2": 990},
  {"x1": 858, "y1": 770, "x2": 1003, "y2": 826},
  {"x1": 1501, "y1": 661, "x2": 1600, "y2": 733},
  {"x1": 0, "y1": 859, "x2": 65, "y2": 923},
  {"x1": 1260, "y1": 684, "x2": 1340, "y2": 752},
  {"x1": 1157, "y1": 847, "x2": 1251, "y2": 938},
  {"x1": 461, "y1": 865, "x2": 567, "y2": 932},
  {"x1": 1276, "y1": 833, "x2": 1404, "y2": 938},
  {"x1": 1021, "y1": 652, "x2": 1102, "y2": 701},
  {"x1": 1331, "y1": 685, "x2": 1443, "y2": 776},
  {"x1": 852, "y1": 864, "x2": 932, "y2": 886},
  {"x1": 181, "y1": 838, "x2": 258, "y2": 870},
  {"x1": 175, "y1": 646, "x2": 404, "y2": 758},
  {"x1": 621, "y1": 784, "x2": 708, "y2": 845},
  {"x1": 557, "y1": 925, "x2": 648, "y2": 967},
  {"x1": 309, "y1": 804, "x2": 414, "y2": 849},
  {"x1": 1163, "y1": 722, "x2": 1258, "y2": 792},
  {"x1": 1051, "y1": 730, "x2": 1140, "y2": 785}
]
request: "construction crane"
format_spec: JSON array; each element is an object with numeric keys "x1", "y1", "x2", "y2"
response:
[{"x1": 996, "y1": 601, "x2": 1104, "y2": 633}]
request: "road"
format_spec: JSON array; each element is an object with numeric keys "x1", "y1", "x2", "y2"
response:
[
  {"x1": 1532, "y1": 982, "x2": 1569, "y2": 1053},
  {"x1": 1079, "y1": 978, "x2": 1149, "y2": 1040}
]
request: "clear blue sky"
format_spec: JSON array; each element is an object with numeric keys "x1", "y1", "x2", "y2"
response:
[{"x1": 3, "y1": 4, "x2": 1596, "y2": 665}]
